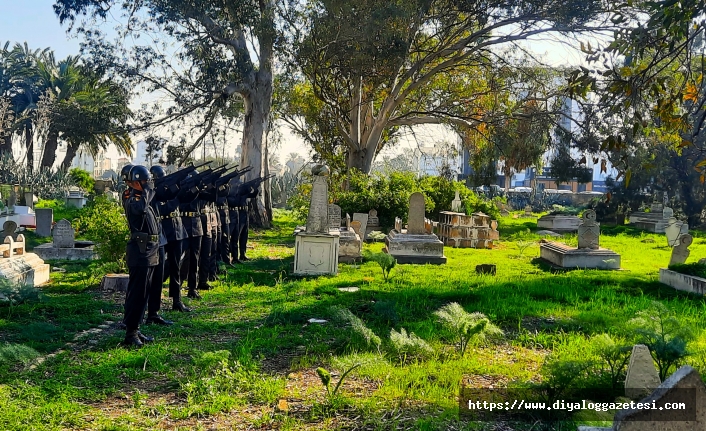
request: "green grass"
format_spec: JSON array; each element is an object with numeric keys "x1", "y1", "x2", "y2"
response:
[{"x1": 0, "y1": 209, "x2": 704, "y2": 430}]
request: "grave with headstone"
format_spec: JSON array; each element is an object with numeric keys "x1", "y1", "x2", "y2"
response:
[
  {"x1": 539, "y1": 210, "x2": 621, "y2": 269},
  {"x1": 33, "y1": 219, "x2": 97, "y2": 260},
  {"x1": 0, "y1": 234, "x2": 50, "y2": 288},
  {"x1": 23, "y1": 191, "x2": 36, "y2": 209},
  {"x1": 669, "y1": 234, "x2": 692, "y2": 266},
  {"x1": 293, "y1": 167, "x2": 340, "y2": 275},
  {"x1": 0, "y1": 220, "x2": 17, "y2": 242},
  {"x1": 352, "y1": 212, "x2": 369, "y2": 241},
  {"x1": 436, "y1": 211, "x2": 499, "y2": 248},
  {"x1": 384, "y1": 192, "x2": 446, "y2": 264},
  {"x1": 629, "y1": 204, "x2": 674, "y2": 233},
  {"x1": 520, "y1": 205, "x2": 534, "y2": 218},
  {"x1": 665, "y1": 217, "x2": 689, "y2": 247},
  {"x1": 577, "y1": 365, "x2": 706, "y2": 431},
  {"x1": 536, "y1": 214, "x2": 581, "y2": 232},
  {"x1": 65, "y1": 188, "x2": 87, "y2": 209},
  {"x1": 659, "y1": 232, "x2": 706, "y2": 294},
  {"x1": 365, "y1": 209, "x2": 381, "y2": 240},
  {"x1": 332, "y1": 205, "x2": 362, "y2": 263},
  {"x1": 34, "y1": 208, "x2": 53, "y2": 237}
]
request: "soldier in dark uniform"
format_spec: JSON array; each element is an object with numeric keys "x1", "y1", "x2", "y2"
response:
[
  {"x1": 144, "y1": 176, "x2": 173, "y2": 326},
  {"x1": 197, "y1": 188, "x2": 216, "y2": 289},
  {"x1": 226, "y1": 181, "x2": 241, "y2": 265},
  {"x1": 230, "y1": 179, "x2": 259, "y2": 261},
  {"x1": 150, "y1": 165, "x2": 192, "y2": 313},
  {"x1": 179, "y1": 172, "x2": 204, "y2": 299},
  {"x1": 209, "y1": 200, "x2": 220, "y2": 280},
  {"x1": 215, "y1": 183, "x2": 231, "y2": 267},
  {"x1": 121, "y1": 165, "x2": 158, "y2": 348}
]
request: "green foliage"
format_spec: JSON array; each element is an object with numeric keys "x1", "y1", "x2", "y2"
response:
[
  {"x1": 0, "y1": 282, "x2": 43, "y2": 306},
  {"x1": 548, "y1": 205, "x2": 583, "y2": 216},
  {"x1": 629, "y1": 301, "x2": 696, "y2": 380},
  {"x1": 0, "y1": 343, "x2": 40, "y2": 367},
  {"x1": 668, "y1": 263, "x2": 706, "y2": 279},
  {"x1": 68, "y1": 168, "x2": 95, "y2": 193},
  {"x1": 537, "y1": 356, "x2": 597, "y2": 402},
  {"x1": 589, "y1": 334, "x2": 632, "y2": 390},
  {"x1": 328, "y1": 306, "x2": 382, "y2": 353},
  {"x1": 0, "y1": 154, "x2": 74, "y2": 200},
  {"x1": 316, "y1": 363, "x2": 362, "y2": 400},
  {"x1": 363, "y1": 251, "x2": 396, "y2": 281},
  {"x1": 434, "y1": 303, "x2": 503, "y2": 356},
  {"x1": 389, "y1": 328, "x2": 434, "y2": 363},
  {"x1": 35, "y1": 199, "x2": 82, "y2": 222},
  {"x1": 75, "y1": 196, "x2": 128, "y2": 271}
]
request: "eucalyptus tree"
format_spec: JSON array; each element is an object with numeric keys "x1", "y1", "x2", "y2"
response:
[
  {"x1": 292, "y1": 0, "x2": 618, "y2": 174},
  {"x1": 53, "y1": 0, "x2": 293, "y2": 226}
]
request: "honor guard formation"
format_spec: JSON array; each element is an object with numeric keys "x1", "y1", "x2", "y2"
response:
[{"x1": 119, "y1": 162, "x2": 271, "y2": 348}]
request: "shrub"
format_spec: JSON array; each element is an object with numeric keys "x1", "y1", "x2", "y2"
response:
[
  {"x1": 589, "y1": 334, "x2": 632, "y2": 390},
  {"x1": 75, "y1": 196, "x2": 129, "y2": 272},
  {"x1": 0, "y1": 281, "x2": 43, "y2": 306},
  {"x1": 69, "y1": 168, "x2": 95, "y2": 194},
  {"x1": 328, "y1": 306, "x2": 382, "y2": 353},
  {"x1": 668, "y1": 263, "x2": 706, "y2": 278},
  {"x1": 35, "y1": 199, "x2": 82, "y2": 223},
  {"x1": 363, "y1": 251, "x2": 396, "y2": 281},
  {"x1": 389, "y1": 328, "x2": 434, "y2": 363},
  {"x1": 0, "y1": 343, "x2": 40, "y2": 367},
  {"x1": 434, "y1": 303, "x2": 503, "y2": 356},
  {"x1": 629, "y1": 301, "x2": 696, "y2": 380}
]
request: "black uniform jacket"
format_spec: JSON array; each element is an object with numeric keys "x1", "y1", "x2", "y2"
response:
[{"x1": 124, "y1": 186, "x2": 160, "y2": 267}]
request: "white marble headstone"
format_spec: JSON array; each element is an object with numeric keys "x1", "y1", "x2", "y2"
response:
[
  {"x1": 451, "y1": 190, "x2": 462, "y2": 212},
  {"x1": 407, "y1": 192, "x2": 426, "y2": 235},
  {"x1": 577, "y1": 210, "x2": 599, "y2": 249},
  {"x1": 669, "y1": 234, "x2": 692, "y2": 266},
  {"x1": 665, "y1": 217, "x2": 683, "y2": 247}
]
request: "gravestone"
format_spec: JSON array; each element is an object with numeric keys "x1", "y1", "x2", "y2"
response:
[
  {"x1": 368, "y1": 209, "x2": 379, "y2": 227},
  {"x1": 625, "y1": 344, "x2": 661, "y2": 400},
  {"x1": 394, "y1": 217, "x2": 402, "y2": 232},
  {"x1": 663, "y1": 206, "x2": 674, "y2": 219},
  {"x1": 665, "y1": 217, "x2": 685, "y2": 247},
  {"x1": 522, "y1": 205, "x2": 533, "y2": 218},
  {"x1": 613, "y1": 365, "x2": 706, "y2": 431},
  {"x1": 352, "y1": 213, "x2": 368, "y2": 241},
  {"x1": 500, "y1": 209, "x2": 510, "y2": 217},
  {"x1": 669, "y1": 234, "x2": 692, "y2": 266},
  {"x1": 35, "y1": 208, "x2": 53, "y2": 237},
  {"x1": 305, "y1": 175, "x2": 329, "y2": 234},
  {"x1": 407, "y1": 192, "x2": 426, "y2": 234},
  {"x1": 328, "y1": 204, "x2": 342, "y2": 230},
  {"x1": 577, "y1": 210, "x2": 599, "y2": 250},
  {"x1": 1, "y1": 221, "x2": 17, "y2": 241},
  {"x1": 24, "y1": 192, "x2": 36, "y2": 209},
  {"x1": 345, "y1": 214, "x2": 351, "y2": 229},
  {"x1": 451, "y1": 191, "x2": 462, "y2": 212},
  {"x1": 350, "y1": 220, "x2": 362, "y2": 240},
  {"x1": 53, "y1": 219, "x2": 76, "y2": 249}
]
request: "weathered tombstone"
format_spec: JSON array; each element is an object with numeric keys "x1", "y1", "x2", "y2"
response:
[
  {"x1": 345, "y1": 214, "x2": 351, "y2": 230},
  {"x1": 475, "y1": 264, "x2": 496, "y2": 275},
  {"x1": 7, "y1": 189, "x2": 16, "y2": 208},
  {"x1": 328, "y1": 204, "x2": 341, "y2": 230},
  {"x1": 500, "y1": 209, "x2": 510, "y2": 217},
  {"x1": 669, "y1": 234, "x2": 693, "y2": 266},
  {"x1": 100, "y1": 274, "x2": 130, "y2": 292},
  {"x1": 665, "y1": 217, "x2": 684, "y2": 247},
  {"x1": 305, "y1": 175, "x2": 329, "y2": 234},
  {"x1": 663, "y1": 206, "x2": 674, "y2": 219},
  {"x1": 35, "y1": 208, "x2": 53, "y2": 237},
  {"x1": 625, "y1": 344, "x2": 661, "y2": 400},
  {"x1": 613, "y1": 365, "x2": 706, "y2": 430},
  {"x1": 24, "y1": 192, "x2": 36, "y2": 209},
  {"x1": 394, "y1": 217, "x2": 402, "y2": 232},
  {"x1": 352, "y1": 213, "x2": 368, "y2": 240},
  {"x1": 451, "y1": 190, "x2": 462, "y2": 212},
  {"x1": 524, "y1": 205, "x2": 532, "y2": 217},
  {"x1": 407, "y1": 192, "x2": 426, "y2": 234},
  {"x1": 368, "y1": 209, "x2": 379, "y2": 227},
  {"x1": 52, "y1": 219, "x2": 76, "y2": 248},
  {"x1": 1, "y1": 220, "x2": 17, "y2": 242},
  {"x1": 350, "y1": 220, "x2": 362, "y2": 240},
  {"x1": 577, "y1": 210, "x2": 599, "y2": 250}
]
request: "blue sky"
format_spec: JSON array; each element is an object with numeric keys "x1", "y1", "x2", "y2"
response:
[{"x1": 0, "y1": 0, "x2": 81, "y2": 58}]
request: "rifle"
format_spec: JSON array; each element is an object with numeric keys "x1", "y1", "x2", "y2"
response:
[
  {"x1": 215, "y1": 166, "x2": 253, "y2": 187},
  {"x1": 234, "y1": 174, "x2": 275, "y2": 194},
  {"x1": 194, "y1": 164, "x2": 229, "y2": 189},
  {"x1": 154, "y1": 160, "x2": 211, "y2": 188}
]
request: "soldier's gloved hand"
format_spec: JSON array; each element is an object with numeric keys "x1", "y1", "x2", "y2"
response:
[
  {"x1": 143, "y1": 180, "x2": 155, "y2": 191},
  {"x1": 180, "y1": 177, "x2": 195, "y2": 190}
]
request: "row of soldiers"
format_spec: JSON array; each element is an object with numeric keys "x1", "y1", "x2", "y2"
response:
[{"x1": 120, "y1": 162, "x2": 266, "y2": 347}]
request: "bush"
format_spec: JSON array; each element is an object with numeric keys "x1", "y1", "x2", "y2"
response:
[
  {"x1": 35, "y1": 199, "x2": 82, "y2": 223},
  {"x1": 434, "y1": 303, "x2": 503, "y2": 356},
  {"x1": 363, "y1": 251, "x2": 396, "y2": 281},
  {"x1": 69, "y1": 168, "x2": 95, "y2": 194},
  {"x1": 328, "y1": 306, "x2": 382, "y2": 353},
  {"x1": 75, "y1": 196, "x2": 129, "y2": 272},
  {"x1": 389, "y1": 328, "x2": 434, "y2": 363}
]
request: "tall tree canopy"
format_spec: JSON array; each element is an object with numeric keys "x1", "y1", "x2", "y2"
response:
[
  {"x1": 290, "y1": 0, "x2": 616, "y2": 174},
  {"x1": 53, "y1": 0, "x2": 288, "y2": 226}
]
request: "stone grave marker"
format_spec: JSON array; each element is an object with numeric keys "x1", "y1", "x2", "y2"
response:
[
  {"x1": 368, "y1": 209, "x2": 379, "y2": 228},
  {"x1": 625, "y1": 344, "x2": 661, "y2": 400},
  {"x1": 613, "y1": 365, "x2": 706, "y2": 430},
  {"x1": 394, "y1": 217, "x2": 402, "y2": 232},
  {"x1": 328, "y1": 204, "x2": 341, "y2": 230},
  {"x1": 352, "y1": 213, "x2": 368, "y2": 240},
  {"x1": 500, "y1": 209, "x2": 510, "y2": 217},
  {"x1": 451, "y1": 190, "x2": 462, "y2": 212},
  {"x1": 305, "y1": 175, "x2": 329, "y2": 234},
  {"x1": 665, "y1": 217, "x2": 686, "y2": 247},
  {"x1": 7, "y1": 189, "x2": 16, "y2": 208},
  {"x1": 345, "y1": 214, "x2": 350, "y2": 230},
  {"x1": 577, "y1": 210, "x2": 599, "y2": 250},
  {"x1": 524, "y1": 205, "x2": 532, "y2": 217},
  {"x1": 53, "y1": 219, "x2": 75, "y2": 248},
  {"x1": 1, "y1": 220, "x2": 17, "y2": 242},
  {"x1": 663, "y1": 206, "x2": 674, "y2": 219},
  {"x1": 350, "y1": 220, "x2": 362, "y2": 240},
  {"x1": 407, "y1": 192, "x2": 426, "y2": 234},
  {"x1": 35, "y1": 208, "x2": 53, "y2": 237},
  {"x1": 669, "y1": 234, "x2": 692, "y2": 266}
]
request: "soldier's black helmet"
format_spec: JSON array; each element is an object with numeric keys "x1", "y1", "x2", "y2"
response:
[
  {"x1": 150, "y1": 165, "x2": 166, "y2": 180},
  {"x1": 128, "y1": 165, "x2": 151, "y2": 182},
  {"x1": 120, "y1": 164, "x2": 134, "y2": 181}
]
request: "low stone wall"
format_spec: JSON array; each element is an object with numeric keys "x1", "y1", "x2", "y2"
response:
[{"x1": 659, "y1": 269, "x2": 706, "y2": 295}]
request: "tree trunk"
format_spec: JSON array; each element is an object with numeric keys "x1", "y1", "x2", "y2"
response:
[
  {"x1": 61, "y1": 143, "x2": 78, "y2": 171},
  {"x1": 240, "y1": 72, "x2": 273, "y2": 229},
  {"x1": 40, "y1": 131, "x2": 59, "y2": 169},
  {"x1": 347, "y1": 146, "x2": 376, "y2": 174}
]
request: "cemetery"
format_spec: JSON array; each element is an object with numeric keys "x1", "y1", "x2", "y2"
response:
[{"x1": 4, "y1": 0, "x2": 706, "y2": 429}]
